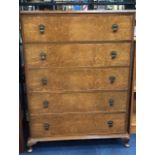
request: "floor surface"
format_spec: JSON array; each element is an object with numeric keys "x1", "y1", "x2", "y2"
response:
[{"x1": 20, "y1": 134, "x2": 136, "y2": 155}]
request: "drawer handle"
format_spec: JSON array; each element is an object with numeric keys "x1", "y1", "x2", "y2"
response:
[
  {"x1": 111, "y1": 51, "x2": 117, "y2": 59},
  {"x1": 107, "y1": 120, "x2": 113, "y2": 128},
  {"x1": 112, "y1": 24, "x2": 119, "y2": 32},
  {"x1": 43, "y1": 100, "x2": 49, "y2": 108},
  {"x1": 44, "y1": 123, "x2": 49, "y2": 130},
  {"x1": 40, "y1": 52, "x2": 47, "y2": 60},
  {"x1": 41, "y1": 78, "x2": 48, "y2": 85},
  {"x1": 109, "y1": 76, "x2": 116, "y2": 84},
  {"x1": 109, "y1": 99, "x2": 114, "y2": 107},
  {"x1": 39, "y1": 24, "x2": 45, "y2": 34}
]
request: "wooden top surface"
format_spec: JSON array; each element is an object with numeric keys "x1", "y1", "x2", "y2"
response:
[{"x1": 20, "y1": 10, "x2": 135, "y2": 15}]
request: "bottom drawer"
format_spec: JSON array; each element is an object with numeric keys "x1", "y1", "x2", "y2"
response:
[{"x1": 30, "y1": 113, "x2": 127, "y2": 138}]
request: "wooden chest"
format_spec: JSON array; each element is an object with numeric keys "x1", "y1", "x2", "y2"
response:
[{"x1": 20, "y1": 10, "x2": 135, "y2": 151}]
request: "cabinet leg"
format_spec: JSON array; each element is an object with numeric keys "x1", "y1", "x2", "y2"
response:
[
  {"x1": 27, "y1": 138, "x2": 37, "y2": 153},
  {"x1": 27, "y1": 146, "x2": 33, "y2": 153},
  {"x1": 123, "y1": 138, "x2": 130, "y2": 148}
]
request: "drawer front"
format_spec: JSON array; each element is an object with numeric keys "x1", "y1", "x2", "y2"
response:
[
  {"x1": 30, "y1": 113, "x2": 126, "y2": 138},
  {"x1": 25, "y1": 43, "x2": 131, "y2": 68},
  {"x1": 21, "y1": 14, "x2": 133, "y2": 42},
  {"x1": 26, "y1": 68, "x2": 129, "y2": 91},
  {"x1": 28, "y1": 91, "x2": 128, "y2": 114}
]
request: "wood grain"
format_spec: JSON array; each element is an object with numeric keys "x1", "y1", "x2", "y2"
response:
[
  {"x1": 20, "y1": 11, "x2": 135, "y2": 147},
  {"x1": 130, "y1": 40, "x2": 136, "y2": 133},
  {"x1": 24, "y1": 43, "x2": 131, "y2": 68},
  {"x1": 21, "y1": 14, "x2": 133, "y2": 42},
  {"x1": 27, "y1": 133, "x2": 129, "y2": 144},
  {"x1": 26, "y1": 68, "x2": 129, "y2": 92},
  {"x1": 29, "y1": 113, "x2": 126, "y2": 138},
  {"x1": 28, "y1": 91, "x2": 128, "y2": 114}
]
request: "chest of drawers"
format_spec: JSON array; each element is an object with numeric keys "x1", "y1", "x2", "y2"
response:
[{"x1": 20, "y1": 10, "x2": 135, "y2": 151}]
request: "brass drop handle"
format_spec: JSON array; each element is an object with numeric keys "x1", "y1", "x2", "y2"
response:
[
  {"x1": 40, "y1": 52, "x2": 47, "y2": 60},
  {"x1": 107, "y1": 120, "x2": 113, "y2": 128},
  {"x1": 111, "y1": 51, "x2": 117, "y2": 59},
  {"x1": 43, "y1": 100, "x2": 49, "y2": 108},
  {"x1": 109, "y1": 98, "x2": 114, "y2": 107},
  {"x1": 112, "y1": 24, "x2": 119, "y2": 32},
  {"x1": 39, "y1": 24, "x2": 45, "y2": 34},
  {"x1": 109, "y1": 76, "x2": 116, "y2": 84},
  {"x1": 44, "y1": 123, "x2": 49, "y2": 130},
  {"x1": 41, "y1": 78, "x2": 48, "y2": 85}
]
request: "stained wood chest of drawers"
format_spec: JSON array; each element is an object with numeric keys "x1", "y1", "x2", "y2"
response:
[{"x1": 20, "y1": 10, "x2": 135, "y2": 151}]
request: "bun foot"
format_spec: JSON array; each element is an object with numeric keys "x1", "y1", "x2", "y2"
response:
[
  {"x1": 27, "y1": 138, "x2": 37, "y2": 152},
  {"x1": 124, "y1": 143, "x2": 130, "y2": 148},
  {"x1": 27, "y1": 147, "x2": 33, "y2": 153},
  {"x1": 123, "y1": 138, "x2": 130, "y2": 148}
]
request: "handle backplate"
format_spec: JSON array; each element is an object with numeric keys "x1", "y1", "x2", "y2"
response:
[
  {"x1": 39, "y1": 24, "x2": 45, "y2": 34},
  {"x1": 43, "y1": 100, "x2": 49, "y2": 108},
  {"x1": 44, "y1": 123, "x2": 49, "y2": 130},
  {"x1": 107, "y1": 120, "x2": 113, "y2": 128},
  {"x1": 112, "y1": 24, "x2": 119, "y2": 32},
  {"x1": 111, "y1": 51, "x2": 117, "y2": 59},
  {"x1": 109, "y1": 76, "x2": 116, "y2": 84},
  {"x1": 41, "y1": 78, "x2": 48, "y2": 85},
  {"x1": 109, "y1": 99, "x2": 114, "y2": 107},
  {"x1": 40, "y1": 52, "x2": 47, "y2": 60}
]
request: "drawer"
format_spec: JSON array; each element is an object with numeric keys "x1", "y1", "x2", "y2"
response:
[
  {"x1": 24, "y1": 43, "x2": 131, "y2": 68},
  {"x1": 21, "y1": 14, "x2": 133, "y2": 42},
  {"x1": 26, "y1": 68, "x2": 129, "y2": 91},
  {"x1": 28, "y1": 91, "x2": 128, "y2": 114},
  {"x1": 29, "y1": 113, "x2": 126, "y2": 138}
]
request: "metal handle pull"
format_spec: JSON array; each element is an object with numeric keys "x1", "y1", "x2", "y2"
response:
[
  {"x1": 109, "y1": 76, "x2": 116, "y2": 84},
  {"x1": 109, "y1": 99, "x2": 114, "y2": 107},
  {"x1": 41, "y1": 78, "x2": 48, "y2": 85},
  {"x1": 107, "y1": 120, "x2": 113, "y2": 128},
  {"x1": 112, "y1": 24, "x2": 119, "y2": 32},
  {"x1": 43, "y1": 100, "x2": 49, "y2": 108},
  {"x1": 39, "y1": 24, "x2": 45, "y2": 34},
  {"x1": 111, "y1": 51, "x2": 117, "y2": 59},
  {"x1": 40, "y1": 52, "x2": 47, "y2": 60},
  {"x1": 44, "y1": 123, "x2": 49, "y2": 130}
]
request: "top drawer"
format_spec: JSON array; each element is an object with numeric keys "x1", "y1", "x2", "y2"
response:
[{"x1": 21, "y1": 13, "x2": 134, "y2": 42}]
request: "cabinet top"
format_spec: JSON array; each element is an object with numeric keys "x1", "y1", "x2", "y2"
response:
[{"x1": 20, "y1": 10, "x2": 135, "y2": 15}]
